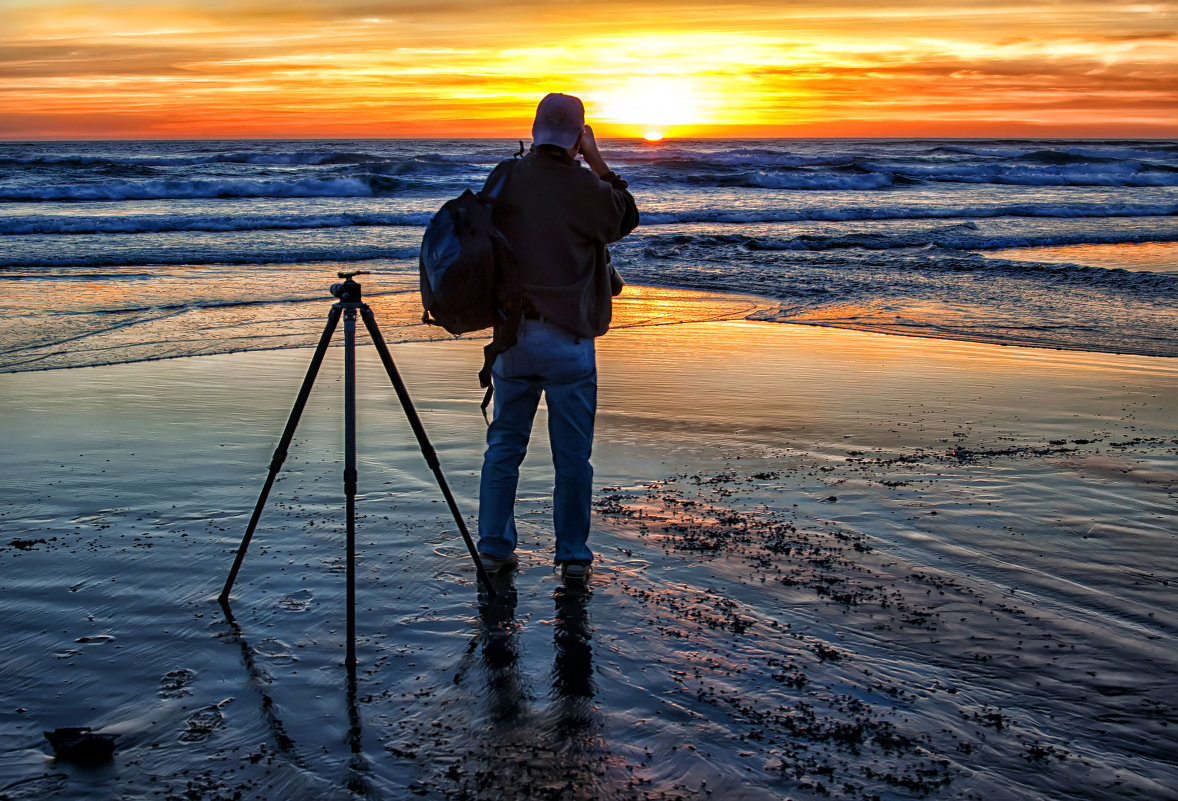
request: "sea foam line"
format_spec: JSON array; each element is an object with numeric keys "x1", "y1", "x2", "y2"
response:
[
  {"x1": 0, "y1": 211, "x2": 431, "y2": 236},
  {"x1": 3, "y1": 202, "x2": 1177, "y2": 236}
]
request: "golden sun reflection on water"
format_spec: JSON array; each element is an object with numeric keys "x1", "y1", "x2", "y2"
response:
[
  {"x1": 597, "y1": 296, "x2": 1178, "y2": 455},
  {"x1": 987, "y1": 242, "x2": 1178, "y2": 274},
  {"x1": 609, "y1": 285, "x2": 768, "y2": 330}
]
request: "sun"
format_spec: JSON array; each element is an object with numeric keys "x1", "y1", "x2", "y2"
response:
[{"x1": 597, "y1": 77, "x2": 698, "y2": 138}]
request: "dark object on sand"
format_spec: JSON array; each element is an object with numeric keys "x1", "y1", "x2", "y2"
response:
[{"x1": 43, "y1": 727, "x2": 117, "y2": 763}]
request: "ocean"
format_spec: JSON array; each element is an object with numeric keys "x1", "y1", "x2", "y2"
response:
[{"x1": 1, "y1": 137, "x2": 1177, "y2": 372}]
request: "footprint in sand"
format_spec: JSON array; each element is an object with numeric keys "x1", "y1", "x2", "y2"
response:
[
  {"x1": 278, "y1": 589, "x2": 313, "y2": 611},
  {"x1": 254, "y1": 638, "x2": 297, "y2": 665},
  {"x1": 159, "y1": 668, "x2": 196, "y2": 698},
  {"x1": 180, "y1": 698, "x2": 232, "y2": 742}
]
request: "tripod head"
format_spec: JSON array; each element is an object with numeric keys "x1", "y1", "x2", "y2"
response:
[{"x1": 331, "y1": 271, "x2": 369, "y2": 303}]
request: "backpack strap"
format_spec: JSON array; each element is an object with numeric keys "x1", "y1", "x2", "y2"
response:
[
  {"x1": 478, "y1": 295, "x2": 522, "y2": 422},
  {"x1": 478, "y1": 158, "x2": 514, "y2": 204},
  {"x1": 477, "y1": 156, "x2": 523, "y2": 423}
]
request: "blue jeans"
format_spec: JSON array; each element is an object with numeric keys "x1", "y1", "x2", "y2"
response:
[{"x1": 478, "y1": 318, "x2": 596, "y2": 565}]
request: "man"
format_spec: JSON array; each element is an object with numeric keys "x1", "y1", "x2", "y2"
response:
[{"x1": 476, "y1": 92, "x2": 640, "y2": 586}]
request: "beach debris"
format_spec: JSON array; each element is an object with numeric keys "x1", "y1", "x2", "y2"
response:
[
  {"x1": 43, "y1": 727, "x2": 118, "y2": 764},
  {"x1": 7, "y1": 538, "x2": 46, "y2": 550},
  {"x1": 277, "y1": 589, "x2": 314, "y2": 611}
]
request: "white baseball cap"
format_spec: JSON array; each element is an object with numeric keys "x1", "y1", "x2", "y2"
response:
[{"x1": 531, "y1": 93, "x2": 585, "y2": 149}]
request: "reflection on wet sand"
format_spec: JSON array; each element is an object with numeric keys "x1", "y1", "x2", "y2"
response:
[{"x1": 453, "y1": 573, "x2": 605, "y2": 799}]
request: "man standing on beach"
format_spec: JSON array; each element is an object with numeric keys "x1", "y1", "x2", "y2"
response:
[{"x1": 476, "y1": 93, "x2": 640, "y2": 585}]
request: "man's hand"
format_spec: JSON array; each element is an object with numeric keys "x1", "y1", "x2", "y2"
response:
[{"x1": 578, "y1": 124, "x2": 610, "y2": 177}]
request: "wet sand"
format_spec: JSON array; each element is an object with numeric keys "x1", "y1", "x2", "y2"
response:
[{"x1": 2, "y1": 293, "x2": 1176, "y2": 801}]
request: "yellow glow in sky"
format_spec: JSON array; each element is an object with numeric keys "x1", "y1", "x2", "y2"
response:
[
  {"x1": 597, "y1": 77, "x2": 701, "y2": 133},
  {"x1": 0, "y1": 1, "x2": 1175, "y2": 139}
]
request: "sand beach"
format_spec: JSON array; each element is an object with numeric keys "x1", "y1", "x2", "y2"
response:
[{"x1": 1, "y1": 288, "x2": 1176, "y2": 801}]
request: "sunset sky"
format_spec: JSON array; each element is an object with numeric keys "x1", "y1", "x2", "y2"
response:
[{"x1": 1, "y1": 0, "x2": 1175, "y2": 140}]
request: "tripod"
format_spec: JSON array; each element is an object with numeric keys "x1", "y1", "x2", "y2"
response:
[{"x1": 219, "y1": 272, "x2": 495, "y2": 667}]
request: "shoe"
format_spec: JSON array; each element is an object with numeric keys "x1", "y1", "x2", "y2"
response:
[
  {"x1": 478, "y1": 551, "x2": 519, "y2": 575},
  {"x1": 560, "y1": 562, "x2": 592, "y2": 585}
]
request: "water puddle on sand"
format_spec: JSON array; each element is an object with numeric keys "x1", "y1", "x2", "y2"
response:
[{"x1": 986, "y1": 241, "x2": 1178, "y2": 273}]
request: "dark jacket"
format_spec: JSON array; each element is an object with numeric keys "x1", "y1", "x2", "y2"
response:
[{"x1": 484, "y1": 145, "x2": 639, "y2": 339}]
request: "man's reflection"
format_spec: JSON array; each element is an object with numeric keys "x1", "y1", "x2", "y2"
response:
[
  {"x1": 465, "y1": 576, "x2": 602, "y2": 796},
  {"x1": 551, "y1": 585, "x2": 594, "y2": 698},
  {"x1": 550, "y1": 584, "x2": 597, "y2": 742},
  {"x1": 478, "y1": 572, "x2": 525, "y2": 722},
  {"x1": 475, "y1": 575, "x2": 598, "y2": 721}
]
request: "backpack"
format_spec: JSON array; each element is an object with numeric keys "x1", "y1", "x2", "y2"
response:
[
  {"x1": 418, "y1": 160, "x2": 523, "y2": 417},
  {"x1": 419, "y1": 162, "x2": 514, "y2": 336}
]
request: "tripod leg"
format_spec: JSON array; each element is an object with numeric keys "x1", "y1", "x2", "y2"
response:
[
  {"x1": 343, "y1": 307, "x2": 358, "y2": 668},
  {"x1": 219, "y1": 305, "x2": 343, "y2": 607},
  {"x1": 359, "y1": 306, "x2": 496, "y2": 596}
]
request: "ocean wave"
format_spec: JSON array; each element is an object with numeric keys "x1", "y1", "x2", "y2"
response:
[
  {"x1": 0, "y1": 154, "x2": 125, "y2": 169},
  {"x1": 656, "y1": 161, "x2": 1178, "y2": 190},
  {"x1": 610, "y1": 140, "x2": 1178, "y2": 187},
  {"x1": 0, "y1": 147, "x2": 511, "y2": 173},
  {"x1": 686, "y1": 170, "x2": 899, "y2": 190},
  {"x1": 1016, "y1": 149, "x2": 1120, "y2": 166},
  {"x1": 358, "y1": 157, "x2": 472, "y2": 177},
  {"x1": 637, "y1": 201, "x2": 1178, "y2": 225},
  {"x1": 721, "y1": 148, "x2": 854, "y2": 167},
  {"x1": 409, "y1": 151, "x2": 507, "y2": 165},
  {"x1": 0, "y1": 150, "x2": 385, "y2": 169},
  {"x1": 640, "y1": 148, "x2": 856, "y2": 169},
  {"x1": 0, "y1": 211, "x2": 431, "y2": 235},
  {"x1": 916, "y1": 163, "x2": 1178, "y2": 188},
  {"x1": 624, "y1": 242, "x2": 1178, "y2": 302},
  {"x1": 165, "y1": 150, "x2": 381, "y2": 167},
  {"x1": 0, "y1": 244, "x2": 418, "y2": 269},
  {"x1": 923, "y1": 144, "x2": 1170, "y2": 164},
  {"x1": 6, "y1": 199, "x2": 1173, "y2": 235},
  {"x1": 927, "y1": 144, "x2": 1015, "y2": 158},
  {"x1": 638, "y1": 224, "x2": 1178, "y2": 256},
  {"x1": 0, "y1": 174, "x2": 415, "y2": 202}
]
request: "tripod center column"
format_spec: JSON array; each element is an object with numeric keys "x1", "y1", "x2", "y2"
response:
[{"x1": 343, "y1": 302, "x2": 359, "y2": 667}]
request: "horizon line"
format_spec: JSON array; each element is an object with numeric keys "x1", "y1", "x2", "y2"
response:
[{"x1": 4, "y1": 134, "x2": 1178, "y2": 144}]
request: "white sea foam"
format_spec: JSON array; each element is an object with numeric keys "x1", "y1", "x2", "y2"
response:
[
  {"x1": 0, "y1": 211, "x2": 431, "y2": 236},
  {"x1": 635, "y1": 201, "x2": 1178, "y2": 226},
  {"x1": 0, "y1": 176, "x2": 394, "y2": 202},
  {"x1": 7, "y1": 201, "x2": 1177, "y2": 238}
]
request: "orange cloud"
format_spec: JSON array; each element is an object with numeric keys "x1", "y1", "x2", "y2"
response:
[{"x1": 0, "y1": 1, "x2": 1175, "y2": 139}]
